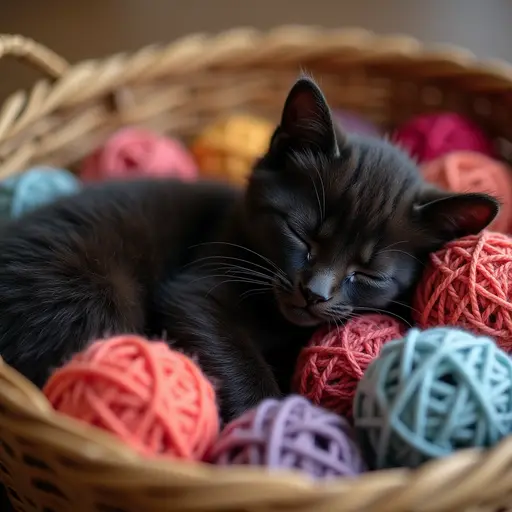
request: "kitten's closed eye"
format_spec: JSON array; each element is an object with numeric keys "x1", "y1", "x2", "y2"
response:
[
  {"x1": 346, "y1": 270, "x2": 391, "y2": 286},
  {"x1": 282, "y1": 218, "x2": 315, "y2": 261}
]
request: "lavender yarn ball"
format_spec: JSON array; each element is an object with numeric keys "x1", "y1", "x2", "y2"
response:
[
  {"x1": 332, "y1": 109, "x2": 381, "y2": 137},
  {"x1": 209, "y1": 395, "x2": 367, "y2": 479}
]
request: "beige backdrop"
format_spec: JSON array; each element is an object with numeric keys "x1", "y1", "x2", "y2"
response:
[{"x1": 1, "y1": 0, "x2": 511, "y2": 101}]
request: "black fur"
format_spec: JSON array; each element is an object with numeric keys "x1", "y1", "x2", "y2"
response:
[{"x1": 0, "y1": 77, "x2": 499, "y2": 424}]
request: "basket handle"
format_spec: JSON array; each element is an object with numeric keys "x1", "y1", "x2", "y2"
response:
[{"x1": 0, "y1": 34, "x2": 69, "y2": 79}]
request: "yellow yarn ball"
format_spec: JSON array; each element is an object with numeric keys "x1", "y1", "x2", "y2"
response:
[{"x1": 191, "y1": 114, "x2": 274, "y2": 186}]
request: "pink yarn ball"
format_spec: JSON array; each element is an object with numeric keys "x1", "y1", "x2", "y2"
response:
[
  {"x1": 393, "y1": 113, "x2": 495, "y2": 163},
  {"x1": 81, "y1": 128, "x2": 198, "y2": 182}
]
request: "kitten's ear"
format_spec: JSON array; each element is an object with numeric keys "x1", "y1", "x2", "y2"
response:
[
  {"x1": 415, "y1": 187, "x2": 500, "y2": 241},
  {"x1": 272, "y1": 76, "x2": 341, "y2": 157}
]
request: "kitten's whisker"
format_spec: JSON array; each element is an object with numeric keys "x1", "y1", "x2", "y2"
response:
[
  {"x1": 194, "y1": 263, "x2": 291, "y2": 292},
  {"x1": 185, "y1": 255, "x2": 286, "y2": 281},
  {"x1": 376, "y1": 249, "x2": 425, "y2": 267},
  {"x1": 312, "y1": 165, "x2": 326, "y2": 221},
  {"x1": 190, "y1": 242, "x2": 290, "y2": 282},
  {"x1": 326, "y1": 312, "x2": 344, "y2": 334},
  {"x1": 353, "y1": 306, "x2": 412, "y2": 328},
  {"x1": 389, "y1": 299, "x2": 422, "y2": 316},
  {"x1": 377, "y1": 240, "x2": 410, "y2": 253},
  {"x1": 333, "y1": 316, "x2": 341, "y2": 334},
  {"x1": 194, "y1": 262, "x2": 276, "y2": 283},
  {"x1": 308, "y1": 171, "x2": 323, "y2": 223},
  {"x1": 188, "y1": 274, "x2": 273, "y2": 289},
  {"x1": 219, "y1": 268, "x2": 288, "y2": 292},
  {"x1": 220, "y1": 264, "x2": 292, "y2": 289},
  {"x1": 238, "y1": 287, "x2": 272, "y2": 303},
  {"x1": 204, "y1": 279, "x2": 271, "y2": 298}
]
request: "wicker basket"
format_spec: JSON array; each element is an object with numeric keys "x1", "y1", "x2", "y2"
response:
[{"x1": 1, "y1": 26, "x2": 512, "y2": 512}]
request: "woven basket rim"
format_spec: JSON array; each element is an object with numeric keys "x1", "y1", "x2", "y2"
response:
[
  {"x1": 1, "y1": 26, "x2": 512, "y2": 181},
  {"x1": 1, "y1": 26, "x2": 512, "y2": 137}
]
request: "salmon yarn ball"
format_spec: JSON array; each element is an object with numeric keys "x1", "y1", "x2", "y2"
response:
[
  {"x1": 43, "y1": 335, "x2": 219, "y2": 460},
  {"x1": 413, "y1": 232, "x2": 512, "y2": 352},
  {"x1": 294, "y1": 314, "x2": 406, "y2": 419},
  {"x1": 81, "y1": 127, "x2": 198, "y2": 182},
  {"x1": 393, "y1": 112, "x2": 495, "y2": 163},
  {"x1": 191, "y1": 114, "x2": 274, "y2": 186},
  {"x1": 422, "y1": 152, "x2": 512, "y2": 233}
]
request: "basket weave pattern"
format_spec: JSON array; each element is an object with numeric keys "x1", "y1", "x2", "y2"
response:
[{"x1": 0, "y1": 27, "x2": 512, "y2": 512}]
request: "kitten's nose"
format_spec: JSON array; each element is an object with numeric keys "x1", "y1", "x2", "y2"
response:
[{"x1": 300, "y1": 273, "x2": 334, "y2": 304}]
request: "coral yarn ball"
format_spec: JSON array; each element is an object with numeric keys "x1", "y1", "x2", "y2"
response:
[
  {"x1": 413, "y1": 231, "x2": 512, "y2": 352},
  {"x1": 43, "y1": 335, "x2": 219, "y2": 460},
  {"x1": 80, "y1": 128, "x2": 198, "y2": 182},
  {"x1": 209, "y1": 395, "x2": 367, "y2": 479},
  {"x1": 294, "y1": 314, "x2": 406, "y2": 419},
  {"x1": 354, "y1": 327, "x2": 512, "y2": 469},
  {"x1": 191, "y1": 114, "x2": 274, "y2": 186},
  {"x1": 393, "y1": 113, "x2": 495, "y2": 163},
  {"x1": 422, "y1": 152, "x2": 512, "y2": 233}
]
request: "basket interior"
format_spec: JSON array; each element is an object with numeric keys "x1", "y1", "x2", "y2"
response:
[{"x1": 1, "y1": 30, "x2": 512, "y2": 512}]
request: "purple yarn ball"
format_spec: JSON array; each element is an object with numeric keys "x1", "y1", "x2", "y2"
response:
[
  {"x1": 332, "y1": 109, "x2": 381, "y2": 137},
  {"x1": 209, "y1": 395, "x2": 367, "y2": 479}
]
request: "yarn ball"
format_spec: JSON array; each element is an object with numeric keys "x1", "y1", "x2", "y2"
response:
[
  {"x1": 293, "y1": 314, "x2": 406, "y2": 419},
  {"x1": 0, "y1": 167, "x2": 81, "y2": 219},
  {"x1": 191, "y1": 114, "x2": 274, "y2": 186},
  {"x1": 413, "y1": 231, "x2": 512, "y2": 352},
  {"x1": 393, "y1": 112, "x2": 495, "y2": 163},
  {"x1": 332, "y1": 109, "x2": 381, "y2": 137},
  {"x1": 209, "y1": 395, "x2": 367, "y2": 479},
  {"x1": 354, "y1": 327, "x2": 512, "y2": 469},
  {"x1": 422, "y1": 151, "x2": 512, "y2": 233},
  {"x1": 43, "y1": 335, "x2": 219, "y2": 460},
  {"x1": 80, "y1": 128, "x2": 198, "y2": 182}
]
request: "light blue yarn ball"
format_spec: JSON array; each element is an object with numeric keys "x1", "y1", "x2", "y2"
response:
[
  {"x1": 353, "y1": 327, "x2": 512, "y2": 470},
  {"x1": 0, "y1": 167, "x2": 81, "y2": 219}
]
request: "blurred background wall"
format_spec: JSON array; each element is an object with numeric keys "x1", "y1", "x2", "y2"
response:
[{"x1": 1, "y1": 0, "x2": 511, "y2": 101}]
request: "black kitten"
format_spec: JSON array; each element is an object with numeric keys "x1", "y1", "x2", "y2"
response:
[{"x1": 0, "y1": 77, "x2": 498, "y2": 422}]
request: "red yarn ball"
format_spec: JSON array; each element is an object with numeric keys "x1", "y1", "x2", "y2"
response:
[
  {"x1": 293, "y1": 314, "x2": 406, "y2": 419},
  {"x1": 422, "y1": 151, "x2": 512, "y2": 233},
  {"x1": 413, "y1": 231, "x2": 512, "y2": 352},
  {"x1": 393, "y1": 113, "x2": 495, "y2": 163},
  {"x1": 81, "y1": 128, "x2": 198, "y2": 182},
  {"x1": 43, "y1": 335, "x2": 219, "y2": 459}
]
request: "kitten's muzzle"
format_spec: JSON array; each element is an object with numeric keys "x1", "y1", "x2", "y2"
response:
[
  {"x1": 299, "y1": 281, "x2": 331, "y2": 305},
  {"x1": 299, "y1": 272, "x2": 335, "y2": 306}
]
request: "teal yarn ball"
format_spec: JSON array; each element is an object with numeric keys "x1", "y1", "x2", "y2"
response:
[
  {"x1": 354, "y1": 327, "x2": 512, "y2": 469},
  {"x1": 0, "y1": 167, "x2": 81, "y2": 218}
]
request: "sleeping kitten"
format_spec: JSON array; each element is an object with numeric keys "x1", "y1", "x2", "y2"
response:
[{"x1": 0, "y1": 77, "x2": 498, "y2": 422}]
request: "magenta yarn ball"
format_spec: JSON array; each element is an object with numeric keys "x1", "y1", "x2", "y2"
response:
[
  {"x1": 208, "y1": 395, "x2": 367, "y2": 479},
  {"x1": 393, "y1": 112, "x2": 495, "y2": 163},
  {"x1": 332, "y1": 109, "x2": 380, "y2": 137},
  {"x1": 81, "y1": 128, "x2": 198, "y2": 182}
]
